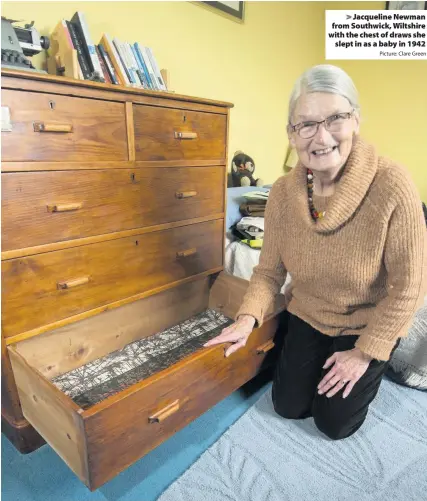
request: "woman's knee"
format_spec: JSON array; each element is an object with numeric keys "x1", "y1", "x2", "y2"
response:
[
  {"x1": 313, "y1": 411, "x2": 365, "y2": 440},
  {"x1": 273, "y1": 401, "x2": 311, "y2": 420},
  {"x1": 272, "y1": 385, "x2": 312, "y2": 420}
]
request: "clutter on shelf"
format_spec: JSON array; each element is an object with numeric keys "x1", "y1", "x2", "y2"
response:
[
  {"x1": 46, "y1": 11, "x2": 168, "y2": 91},
  {"x1": 1, "y1": 17, "x2": 49, "y2": 73}
]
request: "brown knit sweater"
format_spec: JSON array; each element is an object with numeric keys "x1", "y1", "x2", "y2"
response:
[{"x1": 236, "y1": 136, "x2": 427, "y2": 361}]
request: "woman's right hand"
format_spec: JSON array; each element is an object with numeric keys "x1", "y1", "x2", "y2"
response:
[{"x1": 203, "y1": 314, "x2": 256, "y2": 357}]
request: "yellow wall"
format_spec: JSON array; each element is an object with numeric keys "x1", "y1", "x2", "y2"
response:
[
  {"x1": 2, "y1": 2, "x2": 426, "y2": 199},
  {"x1": 1, "y1": 1, "x2": 324, "y2": 185},
  {"x1": 322, "y1": 1, "x2": 427, "y2": 201}
]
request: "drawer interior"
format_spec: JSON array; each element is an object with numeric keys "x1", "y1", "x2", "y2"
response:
[
  {"x1": 10, "y1": 277, "x2": 215, "y2": 390},
  {"x1": 7, "y1": 273, "x2": 286, "y2": 489},
  {"x1": 51, "y1": 307, "x2": 234, "y2": 409}
]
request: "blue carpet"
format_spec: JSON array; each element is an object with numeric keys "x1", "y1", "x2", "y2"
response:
[
  {"x1": 1, "y1": 370, "x2": 272, "y2": 501},
  {"x1": 157, "y1": 378, "x2": 427, "y2": 501}
]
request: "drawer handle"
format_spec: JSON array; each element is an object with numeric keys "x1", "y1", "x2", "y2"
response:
[
  {"x1": 175, "y1": 191, "x2": 197, "y2": 199},
  {"x1": 256, "y1": 340, "x2": 275, "y2": 354},
  {"x1": 176, "y1": 248, "x2": 197, "y2": 258},
  {"x1": 57, "y1": 276, "x2": 90, "y2": 290},
  {"x1": 148, "y1": 400, "x2": 180, "y2": 424},
  {"x1": 34, "y1": 122, "x2": 74, "y2": 133},
  {"x1": 47, "y1": 203, "x2": 82, "y2": 213},
  {"x1": 174, "y1": 131, "x2": 198, "y2": 140}
]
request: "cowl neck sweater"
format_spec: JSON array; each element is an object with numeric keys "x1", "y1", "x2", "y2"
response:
[{"x1": 236, "y1": 136, "x2": 427, "y2": 361}]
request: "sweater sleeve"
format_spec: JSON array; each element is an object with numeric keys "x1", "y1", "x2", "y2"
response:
[
  {"x1": 235, "y1": 181, "x2": 287, "y2": 327},
  {"x1": 355, "y1": 178, "x2": 427, "y2": 361}
]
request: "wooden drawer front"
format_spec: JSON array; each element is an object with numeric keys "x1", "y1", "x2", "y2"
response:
[
  {"x1": 84, "y1": 319, "x2": 278, "y2": 489},
  {"x1": 134, "y1": 105, "x2": 226, "y2": 162},
  {"x1": 2, "y1": 219, "x2": 224, "y2": 338},
  {"x1": 1, "y1": 89, "x2": 128, "y2": 162},
  {"x1": 2, "y1": 167, "x2": 225, "y2": 252}
]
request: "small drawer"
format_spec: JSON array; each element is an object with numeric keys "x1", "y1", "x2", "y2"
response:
[
  {"x1": 2, "y1": 167, "x2": 225, "y2": 252},
  {"x1": 133, "y1": 105, "x2": 226, "y2": 162},
  {"x1": 1, "y1": 90, "x2": 128, "y2": 162},
  {"x1": 2, "y1": 219, "x2": 224, "y2": 338},
  {"x1": 7, "y1": 273, "x2": 282, "y2": 490}
]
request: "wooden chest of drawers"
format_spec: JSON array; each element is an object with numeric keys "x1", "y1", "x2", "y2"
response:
[{"x1": 1, "y1": 70, "x2": 284, "y2": 490}]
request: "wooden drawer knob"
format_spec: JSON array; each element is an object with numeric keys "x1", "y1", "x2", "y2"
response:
[
  {"x1": 175, "y1": 191, "x2": 197, "y2": 199},
  {"x1": 176, "y1": 248, "x2": 197, "y2": 258},
  {"x1": 47, "y1": 203, "x2": 82, "y2": 213},
  {"x1": 174, "y1": 131, "x2": 198, "y2": 140},
  {"x1": 57, "y1": 276, "x2": 90, "y2": 290},
  {"x1": 148, "y1": 400, "x2": 180, "y2": 424},
  {"x1": 256, "y1": 340, "x2": 275, "y2": 354},
  {"x1": 34, "y1": 122, "x2": 74, "y2": 133}
]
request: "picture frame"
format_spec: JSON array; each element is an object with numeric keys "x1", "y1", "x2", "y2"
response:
[
  {"x1": 202, "y1": 1, "x2": 244, "y2": 21},
  {"x1": 385, "y1": 1, "x2": 426, "y2": 9}
]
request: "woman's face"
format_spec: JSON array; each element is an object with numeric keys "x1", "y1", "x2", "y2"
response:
[{"x1": 288, "y1": 92, "x2": 359, "y2": 173}]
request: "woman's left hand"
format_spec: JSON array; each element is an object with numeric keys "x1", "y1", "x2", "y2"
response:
[{"x1": 317, "y1": 348, "x2": 373, "y2": 399}]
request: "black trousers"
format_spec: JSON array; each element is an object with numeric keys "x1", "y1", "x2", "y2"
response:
[{"x1": 272, "y1": 313, "x2": 397, "y2": 440}]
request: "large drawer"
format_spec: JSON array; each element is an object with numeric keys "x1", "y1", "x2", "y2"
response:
[
  {"x1": 2, "y1": 167, "x2": 225, "y2": 252},
  {"x1": 7, "y1": 273, "x2": 282, "y2": 490},
  {"x1": 134, "y1": 105, "x2": 227, "y2": 162},
  {"x1": 84, "y1": 321, "x2": 277, "y2": 489},
  {"x1": 1, "y1": 89, "x2": 128, "y2": 162},
  {"x1": 2, "y1": 219, "x2": 224, "y2": 338}
]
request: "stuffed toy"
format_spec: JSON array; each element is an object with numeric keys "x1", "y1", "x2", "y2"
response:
[{"x1": 231, "y1": 151, "x2": 264, "y2": 188}]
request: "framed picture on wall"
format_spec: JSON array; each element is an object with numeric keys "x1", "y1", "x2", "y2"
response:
[
  {"x1": 385, "y1": 1, "x2": 426, "y2": 9},
  {"x1": 202, "y1": 1, "x2": 244, "y2": 20}
]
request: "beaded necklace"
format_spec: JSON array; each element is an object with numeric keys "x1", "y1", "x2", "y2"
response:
[{"x1": 307, "y1": 169, "x2": 326, "y2": 221}]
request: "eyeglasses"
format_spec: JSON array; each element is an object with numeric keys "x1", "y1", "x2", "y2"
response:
[{"x1": 290, "y1": 109, "x2": 355, "y2": 139}]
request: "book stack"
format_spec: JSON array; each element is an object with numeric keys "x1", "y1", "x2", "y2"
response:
[
  {"x1": 239, "y1": 190, "x2": 269, "y2": 218},
  {"x1": 50, "y1": 12, "x2": 167, "y2": 91},
  {"x1": 242, "y1": 191, "x2": 269, "y2": 202},
  {"x1": 98, "y1": 34, "x2": 167, "y2": 91}
]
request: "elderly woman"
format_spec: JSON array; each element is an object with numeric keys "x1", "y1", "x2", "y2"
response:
[{"x1": 205, "y1": 64, "x2": 427, "y2": 440}]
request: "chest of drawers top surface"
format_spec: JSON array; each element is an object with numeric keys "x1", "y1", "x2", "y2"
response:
[{"x1": 1, "y1": 69, "x2": 234, "y2": 107}]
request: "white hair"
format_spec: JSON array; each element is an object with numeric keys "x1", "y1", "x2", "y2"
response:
[{"x1": 288, "y1": 64, "x2": 360, "y2": 125}]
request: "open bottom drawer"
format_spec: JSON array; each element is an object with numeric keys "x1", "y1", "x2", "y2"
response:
[{"x1": 8, "y1": 273, "x2": 286, "y2": 490}]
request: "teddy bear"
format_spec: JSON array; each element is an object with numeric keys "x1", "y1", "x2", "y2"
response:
[{"x1": 231, "y1": 151, "x2": 264, "y2": 188}]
